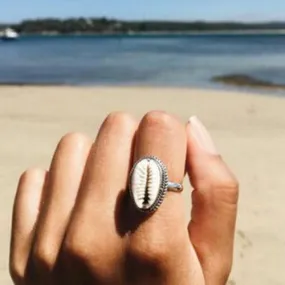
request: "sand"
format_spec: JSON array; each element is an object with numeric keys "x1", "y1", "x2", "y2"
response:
[{"x1": 0, "y1": 86, "x2": 285, "y2": 285}]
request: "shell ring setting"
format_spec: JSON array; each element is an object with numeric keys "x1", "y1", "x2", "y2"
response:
[{"x1": 129, "y1": 156, "x2": 183, "y2": 213}]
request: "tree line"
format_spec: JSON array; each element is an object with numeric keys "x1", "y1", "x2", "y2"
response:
[{"x1": 4, "y1": 18, "x2": 285, "y2": 34}]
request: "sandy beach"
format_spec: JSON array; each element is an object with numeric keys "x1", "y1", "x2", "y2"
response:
[{"x1": 0, "y1": 86, "x2": 285, "y2": 284}]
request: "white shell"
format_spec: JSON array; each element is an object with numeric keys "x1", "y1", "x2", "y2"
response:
[{"x1": 131, "y1": 158, "x2": 161, "y2": 210}]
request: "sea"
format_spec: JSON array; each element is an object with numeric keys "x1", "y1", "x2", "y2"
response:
[{"x1": 0, "y1": 33, "x2": 285, "y2": 94}]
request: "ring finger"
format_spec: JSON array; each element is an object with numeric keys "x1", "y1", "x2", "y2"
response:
[
  {"x1": 127, "y1": 111, "x2": 201, "y2": 284},
  {"x1": 31, "y1": 133, "x2": 92, "y2": 283}
]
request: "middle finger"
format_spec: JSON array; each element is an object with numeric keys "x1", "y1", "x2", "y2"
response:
[{"x1": 63, "y1": 112, "x2": 137, "y2": 281}]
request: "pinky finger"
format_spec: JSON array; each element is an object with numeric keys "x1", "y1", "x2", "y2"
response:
[{"x1": 9, "y1": 169, "x2": 47, "y2": 285}]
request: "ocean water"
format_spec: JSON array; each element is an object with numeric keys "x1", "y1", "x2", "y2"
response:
[{"x1": 0, "y1": 34, "x2": 285, "y2": 92}]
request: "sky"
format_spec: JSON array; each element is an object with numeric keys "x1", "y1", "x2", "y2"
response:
[{"x1": 1, "y1": 0, "x2": 285, "y2": 23}]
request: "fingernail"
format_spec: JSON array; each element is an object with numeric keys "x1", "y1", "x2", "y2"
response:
[{"x1": 188, "y1": 116, "x2": 219, "y2": 155}]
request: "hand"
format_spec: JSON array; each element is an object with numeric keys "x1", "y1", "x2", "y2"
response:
[{"x1": 9, "y1": 111, "x2": 238, "y2": 285}]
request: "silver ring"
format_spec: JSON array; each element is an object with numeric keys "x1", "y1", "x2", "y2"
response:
[{"x1": 129, "y1": 156, "x2": 183, "y2": 213}]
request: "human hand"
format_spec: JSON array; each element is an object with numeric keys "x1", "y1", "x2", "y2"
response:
[{"x1": 10, "y1": 111, "x2": 238, "y2": 285}]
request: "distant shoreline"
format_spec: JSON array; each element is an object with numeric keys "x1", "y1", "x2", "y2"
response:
[
  {"x1": 14, "y1": 29, "x2": 285, "y2": 36},
  {"x1": 2, "y1": 18, "x2": 285, "y2": 35}
]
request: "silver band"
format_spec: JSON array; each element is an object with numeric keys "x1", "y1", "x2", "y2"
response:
[
  {"x1": 167, "y1": 182, "x2": 183, "y2": 192},
  {"x1": 129, "y1": 156, "x2": 183, "y2": 213}
]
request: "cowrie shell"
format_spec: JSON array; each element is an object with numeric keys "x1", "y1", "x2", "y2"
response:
[{"x1": 129, "y1": 156, "x2": 168, "y2": 213}]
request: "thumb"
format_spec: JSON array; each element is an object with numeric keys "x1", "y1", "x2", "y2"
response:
[{"x1": 186, "y1": 116, "x2": 239, "y2": 284}]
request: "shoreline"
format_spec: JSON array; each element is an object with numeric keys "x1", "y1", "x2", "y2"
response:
[
  {"x1": 1, "y1": 84, "x2": 285, "y2": 101},
  {"x1": 13, "y1": 29, "x2": 285, "y2": 36},
  {"x1": 1, "y1": 75, "x2": 285, "y2": 96}
]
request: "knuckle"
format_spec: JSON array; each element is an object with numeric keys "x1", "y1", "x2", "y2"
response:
[
  {"x1": 213, "y1": 177, "x2": 239, "y2": 192},
  {"x1": 32, "y1": 243, "x2": 55, "y2": 273},
  {"x1": 62, "y1": 233, "x2": 92, "y2": 266},
  {"x1": 63, "y1": 227, "x2": 123, "y2": 279},
  {"x1": 10, "y1": 262, "x2": 25, "y2": 284},
  {"x1": 217, "y1": 172, "x2": 239, "y2": 190},
  {"x1": 104, "y1": 112, "x2": 136, "y2": 132},
  {"x1": 62, "y1": 235, "x2": 116, "y2": 280},
  {"x1": 59, "y1": 132, "x2": 91, "y2": 150},
  {"x1": 213, "y1": 178, "x2": 239, "y2": 205},
  {"x1": 128, "y1": 238, "x2": 169, "y2": 265},
  {"x1": 198, "y1": 166, "x2": 239, "y2": 205},
  {"x1": 142, "y1": 111, "x2": 174, "y2": 129}
]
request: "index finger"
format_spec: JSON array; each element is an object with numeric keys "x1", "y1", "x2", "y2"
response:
[{"x1": 187, "y1": 116, "x2": 239, "y2": 284}]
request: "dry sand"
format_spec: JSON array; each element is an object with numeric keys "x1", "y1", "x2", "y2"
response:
[{"x1": 0, "y1": 86, "x2": 285, "y2": 284}]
